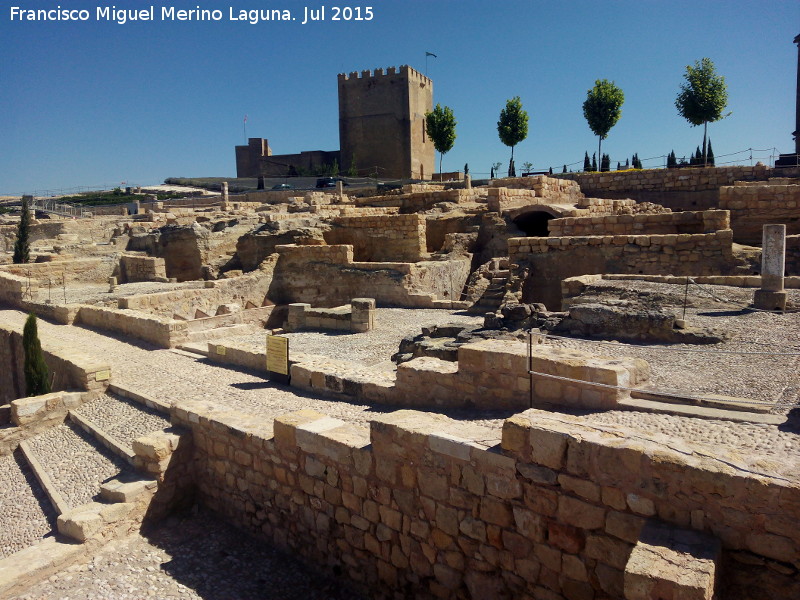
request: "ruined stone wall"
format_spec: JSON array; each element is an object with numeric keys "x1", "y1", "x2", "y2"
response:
[
  {"x1": 719, "y1": 183, "x2": 800, "y2": 245},
  {"x1": 355, "y1": 189, "x2": 484, "y2": 213},
  {"x1": 426, "y1": 214, "x2": 481, "y2": 253},
  {"x1": 556, "y1": 165, "x2": 774, "y2": 211},
  {"x1": 491, "y1": 176, "x2": 584, "y2": 203},
  {"x1": 323, "y1": 214, "x2": 427, "y2": 262},
  {"x1": 0, "y1": 256, "x2": 118, "y2": 286},
  {"x1": 0, "y1": 325, "x2": 110, "y2": 403},
  {"x1": 169, "y1": 403, "x2": 799, "y2": 600},
  {"x1": 119, "y1": 254, "x2": 166, "y2": 283},
  {"x1": 269, "y1": 244, "x2": 470, "y2": 308},
  {"x1": 74, "y1": 305, "x2": 189, "y2": 349},
  {"x1": 508, "y1": 231, "x2": 736, "y2": 309},
  {"x1": 119, "y1": 271, "x2": 273, "y2": 319},
  {"x1": 548, "y1": 210, "x2": 729, "y2": 237}
]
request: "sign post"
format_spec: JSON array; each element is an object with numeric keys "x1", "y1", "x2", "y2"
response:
[{"x1": 266, "y1": 334, "x2": 290, "y2": 384}]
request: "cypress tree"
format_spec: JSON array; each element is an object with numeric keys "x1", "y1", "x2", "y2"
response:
[
  {"x1": 548, "y1": 167, "x2": 553, "y2": 175},
  {"x1": 591, "y1": 153, "x2": 597, "y2": 172},
  {"x1": 563, "y1": 164, "x2": 567, "y2": 173},
  {"x1": 616, "y1": 162, "x2": 621, "y2": 171},
  {"x1": 583, "y1": 152, "x2": 591, "y2": 172},
  {"x1": 707, "y1": 140, "x2": 715, "y2": 166},
  {"x1": 23, "y1": 313, "x2": 51, "y2": 397},
  {"x1": 13, "y1": 196, "x2": 31, "y2": 264},
  {"x1": 625, "y1": 158, "x2": 630, "y2": 168},
  {"x1": 600, "y1": 153, "x2": 610, "y2": 172}
]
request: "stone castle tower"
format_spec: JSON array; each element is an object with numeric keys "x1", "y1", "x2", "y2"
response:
[{"x1": 337, "y1": 65, "x2": 435, "y2": 180}]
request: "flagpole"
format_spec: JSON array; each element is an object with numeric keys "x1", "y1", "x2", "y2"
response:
[{"x1": 243, "y1": 115, "x2": 248, "y2": 144}]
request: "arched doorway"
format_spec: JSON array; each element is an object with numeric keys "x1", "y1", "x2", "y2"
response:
[{"x1": 512, "y1": 211, "x2": 555, "y2": 237}]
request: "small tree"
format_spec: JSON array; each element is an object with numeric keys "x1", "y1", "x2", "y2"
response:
[
  {"x1": 707, "y1": 139, "x2": 715, "y2": 166},
  {"x1": 616, "y1": 162, "x2": 621, "y2": 171},
  {"x1": 600, "y1": 153, "x2": 610, "y2": 172},
  {"x1": 23, "y1": 313, "x2": 51, "y2": 397},
  {"x1": 675, "y1": 57, "x2": 729, "y2": 167},
  {"x1": 522, "y1": 161, "x2": 533, "y2": 173},
  {"x1": 491, "y1": 162, "x2": 502, "y2": 179},
  {"x1": 548, "y1": 167, "x2": 553, "y2": 175},
  {"x1": 583, "y1": 79, "x2": 625, "y2": 171},
  {"x1": 13, "y1": 196, "x2": 31, "y2": 264},
  {"x1": 591, "y1": 153, "x2": 597, "y2": 172},
  {"x1": 497, "y1": 97, "x2": 529, "y2": 176},
  {"x1": 425, "y1": 104, "x2": 457, "y2": 182},
  {"x1": 583, "y1": 152, "x2": 591, "y2": 172},
  {"x1": 667, "y1": 150, "x2": 677, "y2": 168},
  {"x1": 464, "y1": 163, "x2": 469, "y2": 175},
  {"x1": 562, "y1": 164, "x2": 568, "y2": 173}
]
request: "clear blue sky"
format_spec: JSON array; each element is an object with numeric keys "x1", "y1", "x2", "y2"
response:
[{"x1": 1, "y1": 0, "x2": 798, "y2": 195}]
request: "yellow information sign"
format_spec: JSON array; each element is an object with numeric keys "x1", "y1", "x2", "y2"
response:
[
  {"x1": 216, "y1": 345, "x2": 227, "y2": 356},
  {"x1": 95, "y1": 370, "x2": 111, "y2": 382},
  {"x1": 266, "y1": 335, "x2": 289, "y2": 376}
]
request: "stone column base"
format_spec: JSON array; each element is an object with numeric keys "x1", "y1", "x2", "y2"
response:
[{"x1": 753, "y1": 289, "x2": 788, "y2": 311}]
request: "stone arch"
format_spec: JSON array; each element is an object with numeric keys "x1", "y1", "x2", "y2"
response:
[{"x1": 507, "y1": 205, "x2": 568, "y2": 237}]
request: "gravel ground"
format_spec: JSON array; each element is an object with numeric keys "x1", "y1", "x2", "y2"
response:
[
  {"x1": 74, "y1": 393, "x2": 171, "y2": 447},
  {"x1": 26, "y1": 423, "x2": 128, "y2": 509},
  {"x1": 553, "y1": 281, "x2": 800, "y2": 412},
  {"x1": 0, "y1": 308, "x2": 797, "y2": 480},
  {"x1": 0, "y1": 452, "x2": 55, "y2": 559},
  {"x1": 13, "y1": 506, "x2": 365, "y2": 600},
  {"x1": 233, "y1": 308, "x2": 483, "y2": 369}
]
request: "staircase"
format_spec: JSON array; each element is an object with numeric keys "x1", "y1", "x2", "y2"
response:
[
  {"x1": 14, "y1": 391, "x2": 171, "y2": 543},
  {"x1": 470, "y1": 257, "x2": 511, "y2": 314}
]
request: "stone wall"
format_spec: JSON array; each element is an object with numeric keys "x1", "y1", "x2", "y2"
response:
[
  {"x1": 119, "y1": 271, "x2": 272, "y2": 319},
  {"x1": 354, "y1": 189, "x2": 485, "y2": 213},
  {"x1": 719, "y1": 183, "x2": 800, "y2": 244},
  {"x1": 324, "y1": 214, "x2": 427, "y2": 262},
  {"x1": 286, "y1": 299, "x2": 375, "y2": 333},
  {"x1": 74, "y1": 305, "x2": 189, "y2": 349},
  {"x1": 0, "y1": 256, "x2": 118, "y2": 286},
  {"x1": 269, "y1": 244, "x2": 470, "y2": 308},
  {"x1": 168, "y1": 403, "x2": 799, "y2": 600},
  {"x1": 491, "y1": 175, "x2": 584, "y2": 203},
  {"x1": 0, "y1": 325, "x2": 110, "y2": 403},
  {"x1": 508, "y1": 231, "x2": 736, "y2": 309},
  {"x1": 548, "y1": 210, "x2": 729, "y2": 237},
  {"x1": 555, "y1": 165, "x2": 774, "y2": 210},
  {"x1": 119, "y1": 254, "x2": 167, "y2": 283}
]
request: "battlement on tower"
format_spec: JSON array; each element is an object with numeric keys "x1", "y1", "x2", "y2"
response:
[{"x1": 337, "y1": 65, "x2": 432, "y2": 87}]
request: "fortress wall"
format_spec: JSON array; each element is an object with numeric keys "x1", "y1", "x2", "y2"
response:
[
  {"x1": 324, "y1": 214, "x2": 426, "y2": 262},
  {"x1": 168, "y1": 402, "x2": 800, "y2": 600},
  {"x1": 548, "y1": 210, "x2": 730, "y2": 237},
  {"x1": 719, "y1": 184, "x2": 800, "y2": 245},
  {"x1": 74, "y1": 305, "x2": 189, "y2": 349},
  {"x1": 508, "y1": 231, "x2": 736, "y2": 309}
]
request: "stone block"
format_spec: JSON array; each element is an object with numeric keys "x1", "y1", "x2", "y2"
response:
[{"x1": 624, "y1": 521, "x2": 720, "y2": 600}]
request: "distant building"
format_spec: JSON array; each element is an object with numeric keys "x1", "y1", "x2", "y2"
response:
[{"x1": 235, "y1": 65, "x2": 434, "y2": 180}]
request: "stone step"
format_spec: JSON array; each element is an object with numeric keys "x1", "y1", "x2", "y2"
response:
[
  {"x1": 492, "y1": 269, "x2": 510, "y2": 277},
  {"x1": 22, "y1": 422, "x2": 131, "y2": 513},
  {"x1": 70, "y1": 391, "x2": 171, "y2": 457},
  {"x1": 489, "y1": 277, "x2": 508, "y2": 285},
  {"x1": 0, "y1": 451, "x2": 57, "y2": 559}
]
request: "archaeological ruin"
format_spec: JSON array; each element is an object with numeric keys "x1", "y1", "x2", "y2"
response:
[{"x1": 0, "y1": 160, "x2": 799, "y2": 599}]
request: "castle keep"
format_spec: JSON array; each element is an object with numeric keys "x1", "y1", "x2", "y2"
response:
[{"x1": 235, "y1": 65, "x2": 435, "y2": 180}]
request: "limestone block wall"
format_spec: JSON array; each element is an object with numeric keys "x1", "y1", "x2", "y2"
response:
[
  {"x1": 75, "y1": 305, "x2": 189, "y2": 349},
  {"x1": 353, "y1": 189, "x2": 485, "y2": 212},
  {"x1": 548, "y1": 210, "x2": 729, "y2": 237},
  {"x1": 491, "y1": 175, "x2": 584, "y2": 203},
  {"x1": 0, "y1": 325, "x2": 110, "y2": 403},
  {"x1": 425, "y1": 214, "x2": 481, "y2": 253},
  {"x1": 508, "y1": 231, "x2": 736, "y2": 309},
  {"x1": 324, "y1": 214, "x2": 427, "y2": 262},
  {"x1": 392, "y1": 339, "x2": 647, "y2": 411},
  {"x1": 486, "y1": 187, "x2": 539, "y2": 213},
  {"x1": 119, "y1": 270, "x2": 273, "y2": 319},
  {"x1": 0, "y1": 256, "x2": 118, "y2": 286},
  {"x1": 119, "y1": 254, "x2": 167, "y2": 283},
  {"x1": 286, "y1": 298, "x2": 376, "y2": 333},
  {"x1": 719, "y1": 183, "x2": 800, "y2": 244},
  {"x1": 269, "y1": 244, "x2": 471, "y2": 308},
  {"x1": 168, "y1": 403, "x2": 799, "y2": 600},
  {"x1": 558, "y1": 165, "x2": 772, "y2": 193},
  {"x1": 0, "y1": 271, "x2": 38, "y2": 305}
]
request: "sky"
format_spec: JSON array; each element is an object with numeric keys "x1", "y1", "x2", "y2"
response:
[{"x1": 1, "y1": 0, "x2": 798, "y2": 195}]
